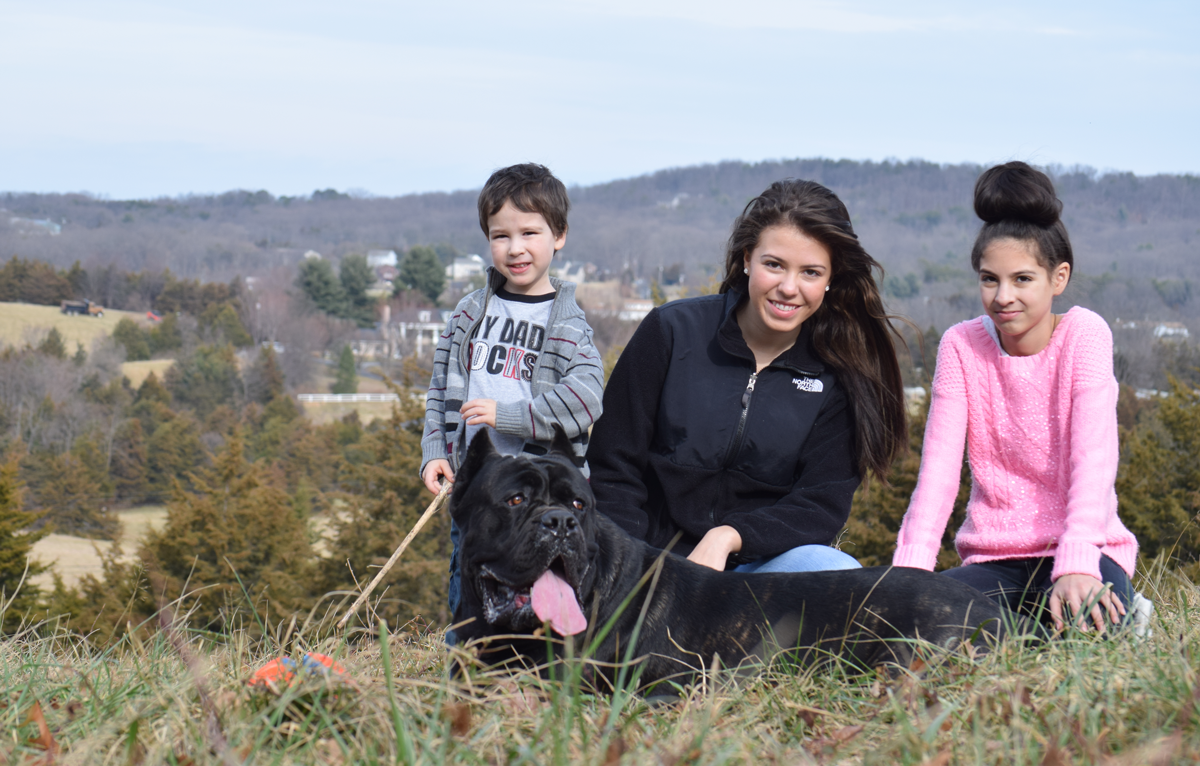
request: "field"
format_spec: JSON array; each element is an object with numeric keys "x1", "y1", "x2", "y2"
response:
[
  {"x1": 27, "y1": 507, "x2": 169, "y2": 588},
  {"x1": 3, "y1": 569, "x2": 1199, "y2": 764},
  {"x1": 120, "y1": 359, "x2": 176, "y2": 387},
  {"x1": 0, "y1": 301, "x2": 147, "y2": 351}
]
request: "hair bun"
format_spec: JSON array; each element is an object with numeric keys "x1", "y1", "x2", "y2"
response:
[{"x1": 973, "y1": 161, "x2": 1061, "y2": 227}]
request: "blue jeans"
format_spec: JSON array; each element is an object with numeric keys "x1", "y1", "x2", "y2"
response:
[
  {"x1": 734, "y1": 544, "x2": 861, "y2": 574},
  {"x1": 940, "y1": 555, "x2": 1133, "y2": 630},
  {"x1": 446, "y1": 519, "x2": 462, "y2": 645}
]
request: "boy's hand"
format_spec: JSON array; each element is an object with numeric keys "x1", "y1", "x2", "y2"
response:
[
  {"x1": 460, "y1": 399, "x2": 497, "y2": 428},
  {"x1": 1049, "y1": 573, "x2": 1126, "y2": 634},
  {"x1": 422, "y1": 460, "x2": 454, "y2": 496}
]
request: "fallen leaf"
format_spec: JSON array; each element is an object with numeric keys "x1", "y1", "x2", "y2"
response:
[
  {"x1": 833, "y1": 724, "x2": 864, "y2": 743},
  {"x1": 1041, "y1": 744, "x2": 1070, "y2": 766},
  {"x1": 797, "y1": 709, "x2": 820, "y2": 728},
  {"x1": 317, "y1": 738, "x2": 345, "y2": 765},
  {"x1": 923, "y1": 750, "x2": 953, "y2": 766},
  {"x1": 909, "y1": 657, "x2": 927, "y2": 673},
  {"x1": 21, "y1": 701, "x2": 60, "y2": 757},
  {"x1": 442, "y1": 703, "x2": 472, "y2": 737},
  {"x1": 603, "y1": 736, "x2": 628, "y2": 766}
]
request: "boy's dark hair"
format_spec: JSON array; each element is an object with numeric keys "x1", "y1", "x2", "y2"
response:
[
  {"x1": 970, "y1": 161, "x2": 1073, "y2": 281},
  {"x1": 477, "y1": 164, "x2": 570, "y2": 238}
]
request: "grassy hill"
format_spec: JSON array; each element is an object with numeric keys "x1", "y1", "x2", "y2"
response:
[{"x1": 0, "y1": 301, "x2": 148, "y2": 351}]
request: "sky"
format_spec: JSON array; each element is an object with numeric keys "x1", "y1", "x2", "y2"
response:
[{"x1": 2, "y1": 0, "x2": 1198, "y2": 199}]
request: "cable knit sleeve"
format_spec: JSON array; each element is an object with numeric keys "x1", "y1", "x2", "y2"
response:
[
  {"x1": 1052, "y1": 311, "x2": 1119, "y2": 581},
  {"x1": 892, "y1": 327, "x2": 971, "y2": 570}
]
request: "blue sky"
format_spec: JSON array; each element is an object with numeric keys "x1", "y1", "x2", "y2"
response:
[{"x1": 2, "y1": 0, "x2": 1197, "y2": 198}]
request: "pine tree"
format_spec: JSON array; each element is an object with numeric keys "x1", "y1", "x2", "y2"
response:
[
  {"x1": 332, "y1": 345, "x2": 358, "y2": 394},
  {"x1": 246, "y1": 345, "x2": 286, "y2": 405},
  {"x1": 0, "y1": 449, "x2": 49, "y2": 631},
  {"x1": 398, "y1": 246, "x2": 446, "y2": 305},
  {"x1": 842, "y1": 395, "x2": 969, "y2": 569},
  {"x1": 37, "y1": 328, "x2": 67, "y2": 359},
  {"x1": 339, "y1": 254, "x2": 378, "y2": 328},
  {"x1": 318, "y1": 390, "x2": 452, "y2": 628},
  {"x1": 113, "y1": 318, "x2": 151, "y2": 361},
  {"x1": 1116, "y1": 377, "x2": 1200, "y2": 580},
  {"x1": 297, "y1": 258, "x2": 348, "y2": 317},
  {"x1": 146, "y1": 414, "x2": 204, "y2": 502},
  {"x1": 137, "y1": 431, "x2": 316, "y2": 633},
  {"x1": 23, "y1": 450, "x2": 120, "y2": 540},
  {"x1": 111, "y1": 419, "x2": 149, "y2": 503},
  {"x1": 165, "y1": 343, "x2": 242, "y2": 418}
]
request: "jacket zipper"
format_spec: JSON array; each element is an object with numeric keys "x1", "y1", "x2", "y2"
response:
[{"x1": 722, "y1": 371, "x2": 758, "y2": 468}]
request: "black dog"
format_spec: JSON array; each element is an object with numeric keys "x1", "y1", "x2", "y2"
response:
[{"x1": 450, "y1": 429, "x2": 1026, "y2": 689}]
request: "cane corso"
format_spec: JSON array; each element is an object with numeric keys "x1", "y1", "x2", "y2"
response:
[{"x1": 450, "y1": 429, "x2": 1025, "y2": 689}]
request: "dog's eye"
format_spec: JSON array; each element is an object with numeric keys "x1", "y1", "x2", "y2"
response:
[
  {"x1": 507, "y1": 494, "x2": 525, "y2": 507},
  {"x1": 573, "y1": 499, "x2": 585, "y2": 510}
]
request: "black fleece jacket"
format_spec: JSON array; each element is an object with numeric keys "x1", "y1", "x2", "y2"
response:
[{"x1": 587, "y1": 290, "x2": 861, "y2": 563}]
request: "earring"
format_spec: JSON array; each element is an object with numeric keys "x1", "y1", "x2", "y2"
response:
[
  {"x1": 825, "y1": 285, "x2": 830, "y2": 292},
  {"x1": 743, "y1": 267, "x2": 748, "y2": 274}
]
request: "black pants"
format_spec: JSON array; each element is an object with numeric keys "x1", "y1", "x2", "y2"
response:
[{"x1": 940, "y1": 555, "x2": 1134, "y2": 628}]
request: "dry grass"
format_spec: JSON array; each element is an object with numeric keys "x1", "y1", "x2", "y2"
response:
[
  {"x1": 4, "y1": 570, "x2": 1200, "y2": 764},
  {"x1": 301, "y1": 402, "x2": 398, "y2": 426},
  {"x1": 120, "y1": 359, "x2": 176, "y2": 387},
  {"x1": 0, "y1": 301, "x2": 147, "y2": 351}
]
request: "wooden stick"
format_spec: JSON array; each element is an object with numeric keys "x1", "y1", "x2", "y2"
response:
[{"x1": 337, "y1": 481, "x2": 452, "y2": 629}]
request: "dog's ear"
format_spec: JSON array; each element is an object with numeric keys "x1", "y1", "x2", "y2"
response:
[
  {"x1": 449, "y1": 429, "x2": 497, "y2": 523},
  {"x1": 549, "y1": 424, "x2": 574, "y2": 460}
]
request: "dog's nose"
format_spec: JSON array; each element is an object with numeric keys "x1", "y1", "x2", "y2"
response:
[{"x1": 540, "y1": 509, "x2": 578, "y2": 534}]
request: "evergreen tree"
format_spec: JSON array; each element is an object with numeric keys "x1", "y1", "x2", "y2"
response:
[
  {"x1": 1116, "y1": 377, "x2": 1200, "y2": 580},
  {"x1": 318, "y1": 392, "x2": 451, "y2": 627},
  {"x1": 139, "y1": 431, "x2": 316, "y2": 632},
  {"x1": 24, "y1": 451, "x2": 120, "y2": 540},
  {"x1": 146, "y1": 414, "x2": 204, "y2": 501},
  {"x1": 398, "y1": 246, "x2": 446, "y2": 305},
  {"x1": 148, "y1": 312, "x2": 183, "y2": 354},
  {"x1": 332, "y1": 345, "x2": 358, "y2": 394},
  {"x1": 842, "y1": 396, "x2": 969, "y2": 569},
  {"x1": 246, "y1": 344, "x2": 286, "y2": 404},
  {"x1": 339, "y1": 254, "x2": 378, "y2": 328},
  {"x1": 297, "y1": 258, "x2": 348, "y2": 317},
  {"x1": 37, "y1": 328, "x2": 67, "y2": 359},
  {"x1": 165, "y1": 343, "x2": 241, "y2": 418},
  {"x1": 65, "y1": 260, "x2": 89, "y2": 298},
  {"x1": 0, "y1": 449, "x2": 49, "y2": 631},
  {"x1": 111, "y1": 419, "x2": 149, "y2": 503},
  {"x1": 113, "y1": 318, "x2": 151, "y2": 361},
  {"x1": 211, "y1": 303, "x2": 254, "y2": 346}
]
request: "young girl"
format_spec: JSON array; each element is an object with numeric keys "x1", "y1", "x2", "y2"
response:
[{"x1": 892, "y1": 161, "x2": 1138, "y2": 634}]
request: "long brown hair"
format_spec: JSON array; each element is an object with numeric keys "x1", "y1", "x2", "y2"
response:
[{"x1": 720, "y1": 179, "x2": 906, "y2": 481}]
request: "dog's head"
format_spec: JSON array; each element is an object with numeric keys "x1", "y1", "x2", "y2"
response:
[{"x1": 450, "y1": 427, "x2": 598, "y2": 637}]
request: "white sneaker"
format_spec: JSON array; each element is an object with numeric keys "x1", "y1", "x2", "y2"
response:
[{"x1": 1131, "y1": 591, "x2": 1155, "y2": 639}]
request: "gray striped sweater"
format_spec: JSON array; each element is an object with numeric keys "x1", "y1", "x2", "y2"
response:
[{"x1": 420, "y1": 268, "x2": 604, "y2": 474}]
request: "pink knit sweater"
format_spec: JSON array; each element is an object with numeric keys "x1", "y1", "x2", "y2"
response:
[{"x1": 892, "y1": 307, "x2": 1138, "y2": 581}]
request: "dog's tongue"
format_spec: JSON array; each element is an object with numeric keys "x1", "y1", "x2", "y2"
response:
[{"x1": 531, "y1": 570, "x2": 587, "y2": 636}]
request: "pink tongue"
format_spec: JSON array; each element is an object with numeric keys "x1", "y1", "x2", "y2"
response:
[{"x1": 530, "y1": 570, "x2": 588, "y2": 636}]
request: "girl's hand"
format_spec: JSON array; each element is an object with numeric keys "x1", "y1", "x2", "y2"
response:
[
  {"x1": 687, "y1": 526, "x2": 743, "y2": 571},
  {"x1": 460, "y1": 399, "x2": 498, "y2": 428},
  {"x1": 422, "y1": 459, "x2": 454, "y2": 495},
  {"x1": 1049, "y1": 573, "x2": 1126, "y2": 634}
]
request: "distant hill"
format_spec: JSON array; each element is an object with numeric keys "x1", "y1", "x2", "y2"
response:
[{"x1": 3, "y1": 158, "x2": 1198, "y2": 339}]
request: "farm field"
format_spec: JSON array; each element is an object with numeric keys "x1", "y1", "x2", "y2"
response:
[
  {"x1": 28, "y1": 506, "x2": 169, "y2": 588},
  {"x1": 119, "y1": 358, "x2": 176, "y2": 387},
  {"x1": 0, "y1": 301, "x2": 147, "y2": 350}
]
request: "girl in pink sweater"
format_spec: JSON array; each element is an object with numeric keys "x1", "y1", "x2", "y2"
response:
[{"x1": 893, "y1": 162, "x2": 1138, "y2": 634}]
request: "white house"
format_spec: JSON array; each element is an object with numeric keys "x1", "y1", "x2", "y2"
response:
[
  {"x1": 367, "y1": 250, "x2": 399, "y2": 268},
  {"x1": 447, "y1": 254, "x2": 486, "y2": 281}
]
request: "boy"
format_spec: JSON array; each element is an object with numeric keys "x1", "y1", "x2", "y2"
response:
[{"x1": 420, "y1": 163, "x2": 604, "y2": 637}]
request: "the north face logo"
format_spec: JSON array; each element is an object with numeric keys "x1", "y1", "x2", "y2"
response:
[{"x1": 792, "y1": 377, "x2": 823, "y2": 393}]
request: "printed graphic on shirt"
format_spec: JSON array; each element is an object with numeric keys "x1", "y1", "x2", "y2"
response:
[
  {"x1": 468, "y1": 316, "x2": 545, "y2": 381},
  {"x1": 464, "y1": 292, "x2": 554, "y2": 457},
  {"x1": 792, "y1": 377, "x2": 824, "y2": 393}
]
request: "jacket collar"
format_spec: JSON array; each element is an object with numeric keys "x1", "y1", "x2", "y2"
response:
[
  {"x1": 716, "y1": 288, "x2": 825, "y2": 376},
  {"x1": 484, "y1": 265, "x2": 573, "y2": 302}
]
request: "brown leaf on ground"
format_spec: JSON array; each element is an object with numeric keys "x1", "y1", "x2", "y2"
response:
[
  {"x1": 658, "y1": 747, "x2": 701, "y2": 766},
  {"x1": 909, "y1": 657, "x2": 927, "y2": 673},
  {"x1": 1041, "y1": 744, "x2": 1070, "y2": 766},
  {"x1": 316, "y1": 738, "x2": 345, "y2": 765},
  {"x1": 442, "y1": 702, "x2": 472, "y2": 737},
  {"x1": 21, "y1": 701, "x2": 60, "y2": 758},
  {"x1": 797, "y1": 709, "x2": 820, "y2": 728},
  {"x1": 922, "y1": 749, "x2": 953, "y2": 766},
  {"x1": 1100, "y1": 731, "x2": 1182, "y2": 766},
  {"x1": 602, "y1": 735, "x2": 628, "y2": 766},
  {"x1": 833, "y1": 724, "x2": 864, "y2": 743}
]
